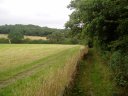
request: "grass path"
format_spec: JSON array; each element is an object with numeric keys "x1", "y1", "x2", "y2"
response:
[{"x1": 66, "y1": 49, "x2": 117, "y2": 96}]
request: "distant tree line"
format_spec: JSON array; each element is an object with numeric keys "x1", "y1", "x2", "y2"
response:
[
  {"x1": 66, "y1": 0, "x2": 128, "y2": 93},
  {"x1": 0, "y1": 24, "x2": 64, "y2": 36},
  {"x1": 0, "y1": 24, "x2": 79, "y2": 44}
]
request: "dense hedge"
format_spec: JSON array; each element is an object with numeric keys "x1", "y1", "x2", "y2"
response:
[
  {"x1": 0, "y1": 38, "x2": 9, "y2": 44},
  {"x1": 66, "y1": 0, "x2": 128, "y2": 90}
]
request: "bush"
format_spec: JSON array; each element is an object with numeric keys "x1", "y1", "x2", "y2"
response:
[
  {"x1": 0, "y1": 38, "x2": 9, "y2": 44},
  {"x1": 110, "y1": 51, "x2": 128, "y2": 87},
  {"x1": 8, "y1": 28, "x2": 24, "y2": 43},
  {"x1": 23, "y1": 39, "x2": 50, "y2": 44}
]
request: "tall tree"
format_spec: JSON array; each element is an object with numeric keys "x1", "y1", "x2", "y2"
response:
[
  {"x1": 8, "y1": 27, "x2": 24, "y2": 43},
  {"x1": 66, "y1": 0, "x2": 128, "y2": 89}
]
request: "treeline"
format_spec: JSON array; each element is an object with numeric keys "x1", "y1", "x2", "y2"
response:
[
  {"x1": 0, "y1": 24, "x2": 64, "y2": 36},
  {"x1": 0, "y1": 24, "x2": 79, "y2": 44},
  {"x1": 66, "y1": 0, "x2": 128, "y2": 94}
]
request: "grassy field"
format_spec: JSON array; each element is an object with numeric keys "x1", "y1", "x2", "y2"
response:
[
  {"x1": 0, "y1": 44, "x2": 86, "y2": 96},
  {"x1": 0, "y1": 34, "x2": 47, "y2": 40}
]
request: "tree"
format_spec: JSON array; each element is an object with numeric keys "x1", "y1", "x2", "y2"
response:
[
  {"x1": 47, "y1": 32, "x2": 65, "y2": 43},
  {"x1": 66, "y1": 0, "x2": 128, "y2": 50},
  {"x1": 8, "y1": 27, "x2": 24, "y2": 43},
  {"x1": 0, "y1": 24, "x2": 65, "y2": 37},
  {"x1": 66, "y1": 0, "x2": 128, "y2": 89}
]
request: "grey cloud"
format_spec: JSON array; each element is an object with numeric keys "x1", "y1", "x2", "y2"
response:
[{"x1": 0, "y1": 0, "x2": 71, "y2": 28}]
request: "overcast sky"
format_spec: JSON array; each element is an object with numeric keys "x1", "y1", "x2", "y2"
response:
[{"x1": 0, "y1": 0, "x2": 72, "y2": 28}]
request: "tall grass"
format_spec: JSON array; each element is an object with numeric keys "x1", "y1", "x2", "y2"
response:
[{"x1": 35, "y1": 47, "x2": 88, "y2": 96}]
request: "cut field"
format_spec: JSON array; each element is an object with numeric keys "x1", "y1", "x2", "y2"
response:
[
  {"x1": 0, "y1": 34, "x2": 8, "y2": 39},
  {"x1": 0, "y1": 44, "x2": 86, "y2": 96},
  {"x1": 0, "y1": 34, "x2": 47, "y2": 40}
]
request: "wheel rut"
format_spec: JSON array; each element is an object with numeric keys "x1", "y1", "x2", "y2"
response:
[
  {"x1": 0, "y1": 62, "x2": 47, "y2": 89},
  {"x1": 0, "y1": 49, "x2": 69, "y2": 89}
]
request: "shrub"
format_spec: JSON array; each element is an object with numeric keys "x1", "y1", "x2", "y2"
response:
[
  {"x1": 23, "y1": 39, "x2": 50, "y2": 44},
  {"x1": 110, "y1": 51, "x2": 128, "y2": 87},
  {"x1": 0, "y1": 38, "x2": 9, "y2": 44}
]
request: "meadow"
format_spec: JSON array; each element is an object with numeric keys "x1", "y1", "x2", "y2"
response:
[{"x1": 0, "y1": 44, "x2": 86, "y2": 96}]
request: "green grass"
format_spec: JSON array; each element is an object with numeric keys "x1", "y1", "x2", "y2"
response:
[
  {"x1": 66, "y1": 49, "x2": 116, "y2": 96},
  {"x1": 0, "y1": 44, "x2": 84, "y2": 96},
  {"x1": 90, "y1": 49, "x2": 115, "y2": 96},
  {"x1": 0, "y1": 44, "x2": 76, "y2": 80}
]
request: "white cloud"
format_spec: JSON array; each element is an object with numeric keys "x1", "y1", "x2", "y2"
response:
[{"x1": 0, "y1": 0, "x2": 72, "y2": 28}]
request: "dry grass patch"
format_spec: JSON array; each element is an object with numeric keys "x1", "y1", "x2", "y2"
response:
[{"x1": 0, "y1": 34, "x2": 47, "y2": 40}]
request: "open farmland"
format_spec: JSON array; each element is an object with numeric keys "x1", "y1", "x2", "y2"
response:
[
  {"x1": 0, "y1": 34, "x2": 8, "y2": 39},
  {"x1": 0, "y1": 44, "x2": 86, "y2": 96},
  {"x1": 0, "y1": 34, "x2": 47, "y2": 40},
  {"x1": 24, "y1": 36, "x2": 47, "y2": 40}
]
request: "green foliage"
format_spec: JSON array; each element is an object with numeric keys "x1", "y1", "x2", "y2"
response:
[
  {"x1": 110, "y1": 51, "x2": 128, "y2": 87},
  {"x1": 47, "y1": 30, "x2": 79, "y2": 44},
  {"x1": 8, "y1": 27, "x2": 24, "y2": 43},
  {"x1": 66, "y1": 0, "x2": 128, "y2": 89},
  {"x1": 47, "y1": 32, "x2": 65, "y2": 43},
  {"x1": 0, "y1": 24, "x2": 74, "y2": 44},
  {"x1": 23, "y1": 39, "x2": 50, "y2": 44},
  {"x1": 0, "y1": 38, "x2": 9, "y2": 44},
  {"x1": 66, "y1": 0, "x2": 128, "y2": 49},
  {"x1": 109, "y1": 35, "x2": 128, "y2": 51},
  {"x1": 64, "y1": 49, "x2": 115, "y2": 96},
  {"x1": 0, "y1": 24, "x2": 66, "y2": 37}
]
